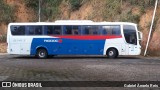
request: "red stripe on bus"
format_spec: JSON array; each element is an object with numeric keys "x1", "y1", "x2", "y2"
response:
[{"x1": 51, "y1": 35, "x2": 122, "y2": 40}]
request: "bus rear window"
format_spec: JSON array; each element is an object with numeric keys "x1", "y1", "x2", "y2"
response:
[{"x1": 11, "y1": 26, "x2": 25, "y2": 35}]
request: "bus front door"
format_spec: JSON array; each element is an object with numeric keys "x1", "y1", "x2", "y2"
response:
[{"x1": 128, "y1": 44, "x2": 135, "y2": 55}]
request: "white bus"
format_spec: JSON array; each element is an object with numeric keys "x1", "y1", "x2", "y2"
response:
[{"x1": 7, "y1": 20, "x2": 142, "y2": 58}]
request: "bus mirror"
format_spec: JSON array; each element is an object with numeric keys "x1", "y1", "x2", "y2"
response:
[{"x1": 138, "y1": 31, "x2": 142, "y2": 40}]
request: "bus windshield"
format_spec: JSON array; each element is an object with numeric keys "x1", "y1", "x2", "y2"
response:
[{"x1": 123, "y1": 25, "x2": 137, "y2": 45}]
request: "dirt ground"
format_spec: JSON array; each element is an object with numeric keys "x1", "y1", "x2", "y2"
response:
[{"x1": 0, "y1": 43, "x2": 7, "y2": 53}]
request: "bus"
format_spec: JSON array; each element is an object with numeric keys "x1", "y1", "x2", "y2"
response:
[{"x1": 7, "y1": 20, "x2": 142, "y2": 58}]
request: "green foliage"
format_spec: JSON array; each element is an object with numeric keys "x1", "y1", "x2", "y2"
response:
[
  {"x1": 25, "y1": 0, "x2": 39, "y2": 10},
  {"x1": 69, "y1": 0, "x2": 83, "y2": 11},
  {"x1": 0, "y1": 0, "x2": 15, "y2": 24}
]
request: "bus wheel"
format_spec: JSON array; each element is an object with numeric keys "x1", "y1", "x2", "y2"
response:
[
  {"x1": 107, "y1": 48, "x2": 118, "y2": 58},
  {"x1": 37, "y1": 48, "x2": 48, "y2": 59}
]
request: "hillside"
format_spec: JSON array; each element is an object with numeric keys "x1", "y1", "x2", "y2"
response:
[{"x1": 0, "y1": 0, "x2": 160, "y2": 56}]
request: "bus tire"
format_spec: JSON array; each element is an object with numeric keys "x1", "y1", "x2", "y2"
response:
[
  {"x1": 107, "y1": 48, "x2": 118, "y2": 58},
  {"x1": 37, "y1": 48, "x2": 48, "y2": 59}
]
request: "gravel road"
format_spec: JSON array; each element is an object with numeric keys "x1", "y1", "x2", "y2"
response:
[{"x1": 0, "y1": 54, "x2": 160, "y2": 90}]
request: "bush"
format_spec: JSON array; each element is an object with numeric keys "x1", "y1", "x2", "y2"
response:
[
  {"x1": 25, "y1": 0, "x2": 39, "y2": 10},
  {"x1": 69, "y1": 0, "x2": 83, "y2": 11}
]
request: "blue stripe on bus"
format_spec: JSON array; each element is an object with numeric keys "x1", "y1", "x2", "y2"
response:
[{"x1": 30, "y1": 38, "x2": 105, "y2": 55}]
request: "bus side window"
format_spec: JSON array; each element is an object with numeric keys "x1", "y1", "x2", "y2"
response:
[
  {"x1": 35, "y1": 26, "x2": 42, "y2": 35},
  {"x1": 64, "y1": 26, "x2": 72, "y2": 35},
  {"x1": 82, "y1": 26, "x2": 92, "y2": 35},
  {"x1": 54, "y1": 26, "x2": 61, "y2": 35},
  {"x1": 102, "y1": 29, "x2": 107, "y2": 35},
  {"x1": 18, "y1": 26, "x2": 25, "y2": 35},
  {"x1": 46, "y1": 26, "x2": 54, "y2": 35},
  {"x1": 112, "y1": 26, "x2": 121, "y2": 35},
  {"x1": 11, "y1": 26, "x2": 25, "y2": 35},
  {"x1": 92, "y1": 26, "x2": 100, "y2": 35},
  {"x1": 28, "y1": 26, "x2": 35, "y2": 35},
  {"x1": 73, "y1": 26, "x2": 79, "y2": 35},
  {"x1": 102, "y1": 26, "x2": 110, "y2": 35}
]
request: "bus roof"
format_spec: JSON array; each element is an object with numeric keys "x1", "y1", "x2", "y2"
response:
[{"x1": 8, "y1": 20, "x2": 137, "y2": 26}]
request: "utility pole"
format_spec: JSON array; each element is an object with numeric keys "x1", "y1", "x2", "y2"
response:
[
  {"x1": 121, "y1": 0, "x2": 122, "y2": 8},
  {"x1": 38, "y1": 0, "x2": 41, "y2": 22},
  {"x1": 144, "y1": 0, "x2": 158, "y2": 56}
]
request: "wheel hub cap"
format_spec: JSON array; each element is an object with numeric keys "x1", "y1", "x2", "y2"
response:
[
  {"x1": 39, "y1": 51, "x2": 45, "y2": 57},
  {"x1": 109, "y1": 51, "x2": 114, "y2": 56}
]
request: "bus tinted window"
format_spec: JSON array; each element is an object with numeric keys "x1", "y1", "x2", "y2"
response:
[
  {"x1": 54, "y1": 26, "x2": 62, "y2": 35},
  {"x1": 112, "y1": 26, "x2": 121, "y2": 35},
  {"x1": 102, "y1": 26, "x2": 112, "y2": 35},
  {"x1": 11, "y1": 26, "x2": 25, "y2": 35},
  {"x1": 64, "y1": 26, "x2": 72, "y2": 35},
  {"x1": 46, "y1": 26, "x2": 54, "y2": 35},
  {"x1": 35, "y1": 26, "x2": 42, "y2": 35},
  {"x1": 63, "y1": 26, "x2": 80, "y2": 35},
  {"x1": 92, "y1": 26, "x2": 100, "y2": 35},
  {"x1": 27, "y1": 26, "x2": 42, "y2": 35},
  {"x1": 102, "y1": 25, "x2": 121, "y2": 35},
  {"x1": 45, "y1": 26, "x2": 61, "y2": 35},
  {"x1": 82, "y1": 26, "x2": 92, "y2": 35},
  {"x1": 28, "y1": 26, "x2": 35, "y2": 35},
  {"x1": 82, "y1": 26, "x2": 100, "y2": 35},
  {"x1": 73, "y1": 26, "x2": 79, "y2": 35}
]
